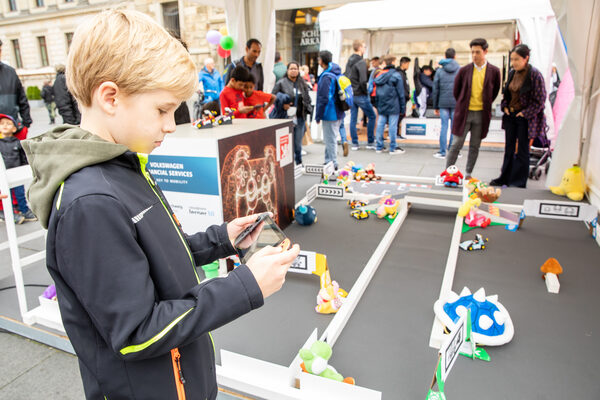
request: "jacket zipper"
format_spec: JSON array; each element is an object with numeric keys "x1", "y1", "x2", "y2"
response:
[
  {"x1": 137, "y1": 155, "x2": 201, "y2": 284},
  {"x1": 170, "y1": 348, "x2": 187, "y2": 400}
]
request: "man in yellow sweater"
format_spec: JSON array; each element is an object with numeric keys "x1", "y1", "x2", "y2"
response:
[{"x1": 445, "y1": 38, "x2": 501, "y2": 178}]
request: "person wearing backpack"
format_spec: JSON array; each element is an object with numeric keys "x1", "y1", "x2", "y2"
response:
[
  {"x1": 345, "y1": 40, "x2": 376, "y2": 151},
  {"x1": 316, "y1": 50, "x2": 345, "y2": 169},
  {"x1": 373, "y1": 55, "x2": 406, "y2": 154},
  {"x1": 432, "y1": 48, "x2": 460, "y2": 158}
]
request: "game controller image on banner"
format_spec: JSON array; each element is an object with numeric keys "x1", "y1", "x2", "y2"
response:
[{"x1": 219, "y1": 128, "x2": 294, "y2": 228}]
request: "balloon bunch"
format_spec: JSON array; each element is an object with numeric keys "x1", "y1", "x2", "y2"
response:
[{"x1": 206, "y1": 27, "x2": 234, "y2": 58}]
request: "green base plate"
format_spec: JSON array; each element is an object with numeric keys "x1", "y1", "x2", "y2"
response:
[
  {"x1": 460, "y1": 346, "x2": 491, "y2": 362},
  {"x1": 426, "y1": 390, "x2": 447, "y2": 400}
]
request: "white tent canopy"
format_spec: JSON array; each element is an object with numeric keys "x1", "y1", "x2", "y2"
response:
[{"x1": 319, "y1": 0, "x2": 556, "y2": 65}]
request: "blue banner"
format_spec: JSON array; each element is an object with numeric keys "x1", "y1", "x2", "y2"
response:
[
  {"x1": 147, "y1": 155, "x2": 219, "y2": 195},
  {"x1": 406, "y1": 123, "x2": 426, "y2": 136}
]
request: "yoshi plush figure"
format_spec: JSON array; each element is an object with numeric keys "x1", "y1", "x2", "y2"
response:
[{"x1": 298, "y1": 341, "x2": 355, "y2": 385}]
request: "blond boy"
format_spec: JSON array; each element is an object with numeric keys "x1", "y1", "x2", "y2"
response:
[{"x1": 22, "y1": 10, "x2": 299, "y2": 400}]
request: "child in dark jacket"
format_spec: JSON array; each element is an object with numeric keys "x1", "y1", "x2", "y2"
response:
[
  {"x1": 21, "y1": 10, "x2": 299, "y2": 400},
  {"x1": 0, "y1": 113, "x2": 37, "y2": 223}
]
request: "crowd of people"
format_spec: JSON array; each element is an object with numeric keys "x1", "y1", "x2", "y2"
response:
[
  {"x1": 206, "y1": 37, "x2": 545, "y2": 185},
  {"x1": 0, "y1": 35, "x2": 548, "y2": 224}
]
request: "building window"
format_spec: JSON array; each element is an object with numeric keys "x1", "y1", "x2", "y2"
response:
[
  {"x1": 8, "y1": 0, "x2": 17, "y2": 11},
  {"x1": 64, "y1": 0, "x2": 73, "y2": 3},
  {"x1": 65, "y1": 32, "x2": 74, "y2": 53},
  {"x1": 36, "y1": 0, "x2": 44, "y2": 7},
  {"x1": 38, "y1": 36, "x2": 49, "y2": 67},
  {"x1": 12, "y1": 39, "x2": 23, "y2": 68},
  {"x1": 162, "y1": 2, "x2": 181, "y2": 38}
]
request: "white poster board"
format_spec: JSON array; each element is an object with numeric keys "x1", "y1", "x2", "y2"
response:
[
  {"x1": 439, "y1": 313, "x2": 466, "y2": 382},
  {"x1": 523, "y1": 200, "x2": 598, "y2": 221},
  {"x1": 289, "y1": 250, "x2": 317, "y2": 275}
]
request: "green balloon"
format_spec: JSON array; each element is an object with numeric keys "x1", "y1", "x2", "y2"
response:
[{"x1": 220, "y1": 35, "x2": 234, "y2": 50}]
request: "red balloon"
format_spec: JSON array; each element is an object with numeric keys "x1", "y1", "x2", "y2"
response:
[{"x1": 217, "y1": 45, "x2": 231, "y2": 58}]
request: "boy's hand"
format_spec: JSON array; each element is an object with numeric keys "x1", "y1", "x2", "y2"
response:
[
  {"x1": 238, "y1": 105, "x2": 254, "y2": 114},
  {"x1": 245, "y1": 244, "x2": 300, "y2": 298},
  {"x1": 227, "y1": 213, "x2": 270, "y2": 249},
  {"x1": 283, "y1": 104, "x2": 291, "y2": 110}
]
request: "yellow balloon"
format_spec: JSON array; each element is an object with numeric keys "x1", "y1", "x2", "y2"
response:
[
  {"x1": 338, "y1": 75, "x2": 351, "y2": 91},
  {"x1": 219, "y1": 26, "x2": 228, "y2": 36}
]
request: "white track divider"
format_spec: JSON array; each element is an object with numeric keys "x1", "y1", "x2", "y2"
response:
[
  {"x1": 0, "y1": 157, "x2": 60, "y2": 332},
  {"x1": 378, "y1": 174, "x2": 436, "y2": 184},
  {"x1": 217, "y1": 350, "x2": 302, "y2": 400},
  {"x1": 215, "y1": 204, "x2": 410, "y2": 399},
  {"x1": 320, "y1": 199, "x2": 409, "y2": 347},
  {"x1": 429, "y1": 185, "x2": 468, "y2": 349},
  {"x1": 405, "y1": 196, "x2": 463, "y2": 209},
  {"x1": 217, "y1": 328, "x2": 382, "y2": 399},
  {"x1": 287, "y1": 328, "x2": 319, "y2": 385}
]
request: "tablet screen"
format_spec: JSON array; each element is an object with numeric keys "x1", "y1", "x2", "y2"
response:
[{"x1": 238, "y1": 215, "x2": 287, "y2": 264}]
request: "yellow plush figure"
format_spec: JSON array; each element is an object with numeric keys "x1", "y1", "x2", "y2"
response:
[
  {"x1": 550, "y1": 164, "x2": 586, "y2": 201},
  {"x1": 458, "y1": 197, "x2": 481, "y2": 217},
  {"x1": 315, "y1": 269, "x2": 347, "y2": 314}
]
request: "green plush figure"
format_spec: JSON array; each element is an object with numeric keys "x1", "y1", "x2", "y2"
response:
[{"x1": 298, "y1": 341, "x2": 355, "y2": 384}]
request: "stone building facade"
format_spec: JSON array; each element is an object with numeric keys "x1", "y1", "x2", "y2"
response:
[{"x1": 0, "y1": 0, "x2": 227, "y2": 90}]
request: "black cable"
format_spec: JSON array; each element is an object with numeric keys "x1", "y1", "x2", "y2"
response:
[{"x1": 0, "y1": 284, "x2": 50, "y2": 292}]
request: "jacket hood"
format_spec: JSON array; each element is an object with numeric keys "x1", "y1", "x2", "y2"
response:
[
  {"x1": 21, "y1": 125, "x2": 128, "y2": 228},
  {"x1": 325, "y1": 63, "x2": 342, "y2": 76},
  {"x1": 374, "y1": 67, "x2": 396, "y2": 85},
  {"x1": 346, "y1": 54, "x2": 362, "y2": 70},
  {"x1": 440, "y1": 59, "x2": 460, "y2": 73}
]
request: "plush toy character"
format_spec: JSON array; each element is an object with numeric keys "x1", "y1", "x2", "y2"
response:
[
  {"x1": 354, "y1": 169, "x2": 367, "y2": 181},
  {"x1": 337, "y1": 169, "x2": 350, "y2": 181},
  {"x1": 440, "y1": 165, "x2": 463, "y2": 187},
  {"x1": 550, "y1": 164, "x2": 586, "y2": 201},
  {"x1": 364, "y1": 163, "x2": 381, "y2": 182},
  {"x1": 376, "y1": 197, "x2": 398, "y2": 219},
  {"x1": 466, "y1": 178, "x2": 501, "y2": 203},
  {"x1": 299, "y1": 341, "x2": 355, "y2": 384},
  {"x1": 458, "y1": 197, "x2": 481, "y2": 217},
  {"x1": 336, "y1": 171, "x2": 351, "y2": 192},
  {"x1": 294, "y1": 205, "x2": 317, "y2": 225},
  {"x1": 476, "y1": 186, "x2": 501, "y2": 203},
  {"x1": 342, "y1": 161, "x2": 355, "y2": 172},
  {"x1": 465, "y1": 209, "x2": 491, "y2": 228},
  {"x1": 316, "y1": 280, "x2": 345, "y2": 314}
]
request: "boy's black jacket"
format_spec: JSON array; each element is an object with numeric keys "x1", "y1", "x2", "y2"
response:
[{"x1": 22, "y1": 126, "x2": 264, "y2": 399}]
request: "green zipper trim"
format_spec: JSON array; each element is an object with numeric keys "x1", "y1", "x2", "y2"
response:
[
  {"x1": 120, "y1": 307, "x2": 194, "y2": 355},
  {"x1": 209, "y1": 332, "x2": 215, "y2": 354},
  {"x1": 137, "y1": 154, "x2": 201, "y2": 283},
  {"x1": 56, "y1": 182, "x2": 65, "y2": 210}
]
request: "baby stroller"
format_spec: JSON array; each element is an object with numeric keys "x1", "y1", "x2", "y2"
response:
[{"x1": 529, "y1": 130, "x2": 552, "y2": 180}]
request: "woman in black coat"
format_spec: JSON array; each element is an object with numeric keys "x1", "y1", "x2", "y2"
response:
[
  {"x1": 271, "y1": 62, "x2": 313, "y2": 165},
  {"x1": 491, "y1": 44, "x2": 547, "y2": 188}
]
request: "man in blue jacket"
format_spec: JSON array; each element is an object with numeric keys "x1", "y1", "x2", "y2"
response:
[
  {"x1": 315, "y1": 50, "x2": 344, "y2": 168},
  {"x1": 199, "y1": 57, "x2": 224, "y2": 104},
  {"x1": 432, "y1": 48, "x2": 460, "y2": 158},
  {"x1": 373, "y1": 55, "x2": 406, "y2": 155}
]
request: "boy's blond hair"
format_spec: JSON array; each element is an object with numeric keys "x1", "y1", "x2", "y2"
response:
[{"x1": 67, "y1": 9, "x2": 197, "y2": 107}]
